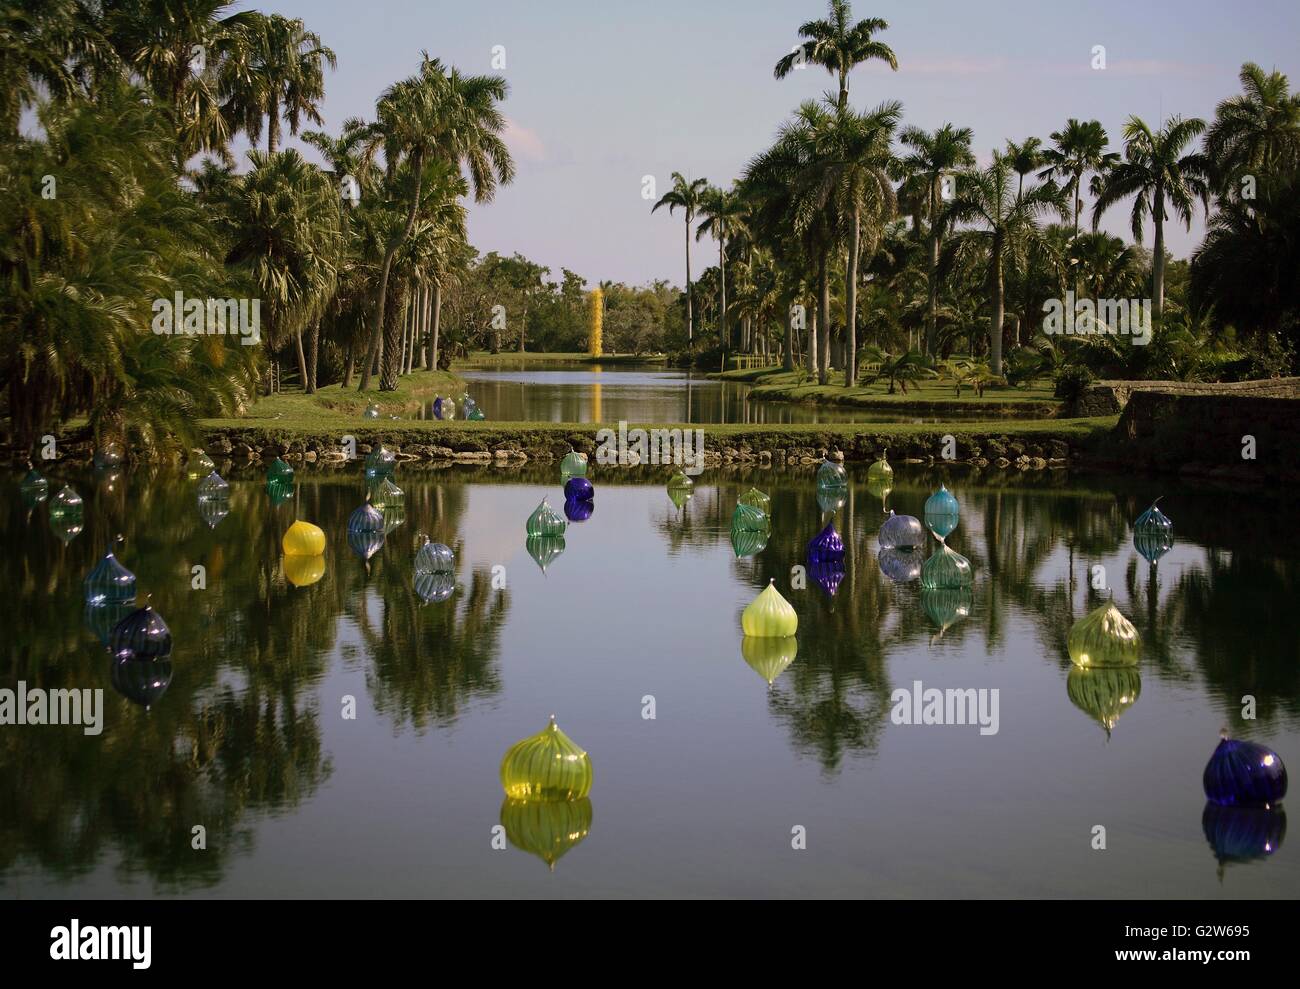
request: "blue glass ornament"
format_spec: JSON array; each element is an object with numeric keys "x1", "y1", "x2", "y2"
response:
[
  {"x1": 1134, "y1": 499, "x2": 1174, "y2": 564},
  {"x1": 564, "y1": 476, "x2": 594, "y2": 502},
  {"x1": 879, "y1": 510, "x2": 925, "y2": 551},
  {"x1": 84, "y1": 543, "x2": 136, "y2": 606},
  {"x1": 878, "y1": 546, "x2": 924, "y2": 582},
  {"x1": 433, "y1": 396, "x2": 455, "y2": 420},
  {"x1": 924, "y1": 484, "x2": 960, "y2": 539},
  {"x1": 809, "y1": 560, "x2": 846, "y2": 597},
  {"x1": 349, "y1": 499, "x2": 384, "y2": 534},
  {"x1": 1202, "y1": 803, "x2": 1286, "y2": 868},
  {"x1": 807, "y1": 522, "x2": 845, "y2": 565},
  {"x1": 1204, "y1": 737, "x2": 1288, "y2": 807},
  {"x1": 110, "y1": 604, "x2": 172, "y2": 661},
  {"x1": 564, "y1": 497, "x2": 594, "y2": 523}
]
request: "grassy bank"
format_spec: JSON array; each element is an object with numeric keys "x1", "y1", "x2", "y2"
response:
[{"x1": 232, "y1": 369, "x2": 464, "y2": 424}]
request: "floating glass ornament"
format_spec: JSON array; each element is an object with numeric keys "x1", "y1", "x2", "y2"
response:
[
  {"x1": 921, "y1": 586, "x2": 973, "y2": 638},
  {"x1": 111, "y1": 654, "x2": 173, "y2": 709},
  {"x1": 741, "y1": 579, "x2": 798, "y2": 637},
  {"x1": 738, "y1": 487, "x2": 771, "y2": 517},
  {"x1": 731, "y1": 502, "x2": 769, "y2": 533},
  {"x1": 1203, "y1": 736, "x2": 1288, "y2": 807},
  {"x1": 1202, "y1": 803, "x2": 1286, "y2": 870},
  {"x1": 526, "y1": 533, "x2": 566, "y2": 573},
  {"x1": 84, "y1": 600, "x2": 135, "y2": 646},
  {"x1": 560, "y1": 450, "x2": 588, "y2": 482},
  {"x1": 920, "y1": 543, "x2": 974, "y2": 589},
  {"x1": 730, "y1": 523, "x2": 768, "y2": 559},
  {"x1": 50, "y1": 513, "x2": 84, "y2": 543},
  {"x1": 1066, "y1": 600, "x2": 1140, "y2": 668},
  {"x1": 816, "y1": 486, "x2": 846, "y2": 515},
  {"x1": 806, "y1": 522, "x2": 845, "y2": 565},
  {"x1": 500, "y1": 716, "x2": 593, "y2": 800},
  {"x1": 878, "y1": 546, "x2": 924, "y2": 583},
  {"x1": 196, "y1": 471, "x2": 229, "y2": 500},
  {"x1": 563, "y1": 497, "x2": 593, "y2": 523},
  {"x1": 816, "y1": 457, "x2": 847, "y2": 491},
  {"x1": 741, "y1": 635, "x2": 798, "y2": 686},
  {"x1": 197, "y1": 492, "x2": 229, "y2": 529},
  {"x1": 110, "y1": 603, "x2": 172, "y2": 661},
  {"x1": 93, "y1": 441, "x2": 123, "y2": 470},
  {"x1": 363, "y1": 444, "x2": 396, "y2": 479},
  {"x1": 348, "y1": 526, "x2": 384, "y2": 563},
  {"x1": 667, "y1": 471, "x2": 693, "y2": 510},
  {"x1": 500, "y1": 797, "x2": 592, "y2": 871},
  {"x1": 266, "y1": 457, "x2": 294, "y2": 489},
  {"x1": 924, "y1": 484, "x2": 960, "y2": 539},
  {"x1": 866, "y1": 451, "x2": 893, "y2": 485},
  {"x1": 866, "y1": 473, "x2": 892, "y2": 514},
  {"x1": 186, "y1": 450, "x2": 216, "y2": 479},
  {"x1": 1066, "y1": 667, "x2": 1141, "y2": 736},
  {"x1": 84, "y1": 542, "x2": 136, "y2": 606},
  {"x1": 416, "y1": 570, "x2": 455, "y2": 603},
  {"x1": 20, "y1": 466, "x2": 49, "y2": 505},
  {"x1": 282, "y1": 519, "x2": 326, "y2": 556},
  {"x1": 809, "y1": 560, "x2": 846, "y2": 597},
  {"x1": 467, "y1": 405, "x2": 486, "y2": 421},
  {"x1": 415, "y1": 538, "x2": 455, "y2": 575},
  {"x1": 1133, "y1": 499, "x2": 1174, "y2": 564},
  {"x1": 382, "y1": 505, "x2": 405, "y2": 535},
  {"x1": 432, "y1": 396, "x2": 455, "y2": 420},
  {"x1": 564, "y1": 476, "x2": 594, "y2": 502},
  {"x1": 363, "y1": 403, "x2": 381, "y2": 419},
  {"x1": 879, "y1": 510, "x2": 925, "y2": 551},
  {"x1": 368, "y1": 476, "x2": 404, "y2": 511},
  {"x1": 267, "y1": 477, "x2": 294, "y2": 506},
  {"x1": 462, "y1": 396, "x2": 479, "y2": 417},
  {"x1": 526, "y1": 499, "x2": 566, "y2": 537},
  {"x1": 49, "y1": 484, "x2": 84, "y2": 523},
  {"x1": 284, "y1": 553, "x2": 326, "y2": 588}
]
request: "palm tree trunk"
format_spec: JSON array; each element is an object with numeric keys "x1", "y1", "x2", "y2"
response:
[
  {"x1": 306, "y1": 321, "x2": 319, "y2": 393},
  {"x1": 421, "y1": 284, "x2": 432, "y2": 370},
  {"x1": 990, "y1": 234, "x2": 1005, "y2": 375},
  {"x1": 818, "y1": 254, "x2": 830, "y2": 386},
  {"x1": 431, "y1": 282, "x2": 442, "y2": 370},
  {"x1": 684, "y1": 213, "x2": 693, "y2": 349},
  {"x1": 927, "y1": 181, "x2": 940, "y2": 356},
  {"x1": 268, "y1": 98, "x2": 279, "y2": 154},
  {"x1": 293, "y1": 329, "x2": 309, "y2": 391},
  {"x1": 806, "y1": 293, "x2": 818, "y2": 376},
  {"x1": 1152, "y1": 188, "x2": 1165, "y2": 324},
  {"x1": 343, "y1": 342, "x2": 354, "y2": 388},
  {"x1": 519, "y1": 305, "x2": 527, "y2": 352},
  {"x1": 846, "y1": 207, "x2": 861, "y2": 387}
]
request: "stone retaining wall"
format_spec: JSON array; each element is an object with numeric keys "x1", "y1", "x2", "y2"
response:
[{"x1": 1073, "y1": 377, "x2": 1300, "y2": 416}]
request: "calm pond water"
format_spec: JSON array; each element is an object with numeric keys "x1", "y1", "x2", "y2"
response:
[
  {"x1": 2, "y1": 461, "x2": 1297, "y2": 898},
  {"x1": 440, "y1": 362, "x2": 977, "y2": 424}
]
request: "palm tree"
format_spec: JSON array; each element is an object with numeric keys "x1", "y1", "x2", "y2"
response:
[
  {"x1": 222, "y1": 12, "x2": 335, "y2": 154},
  {"x1": 1005, "y1": 136, "x2": 1044, "y2": 196},
  {"x1": 947, "y1": 154, "x2": 1068, "y2": 375},
  {"x1": 1092, "y1": 115, "x2": 1210, "y2": 323},
  {"x1": 773, "y1": 0, "x2": 897, "y2": 110},
  {"x1": 1205, "y1": 62, "x2": 1300, "y2": 198},
  {"x1": 1038, "y1": 119, "x2": 1119, "y2": 293},
  {"x1": 899, "y1": 123, "x2": 974, "y2": 355},
  {"x1": 695, "y1": 184, "x2": 746, "y2": 365},
  {"x1": 357, "y1": 55, "x2": 514, "y2": 391},
  {"x1": 651, "y1": 172, "x2": 709, "y2": 350}
]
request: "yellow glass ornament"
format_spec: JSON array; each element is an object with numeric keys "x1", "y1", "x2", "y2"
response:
[
  {"x1": 1067, "y1": 600, "x2": 1141, "y2": 668},
  {"x1": 741, "y1": 579, "x2": 798, "y2": 638},
  {"x1": 741, "y1": 635, "x2": 798, "y2": 685},
  {"x1": 499, "y1": 797, "x2": 592, "y2": 871},
  {"x1": 500, "y1": 716, "x2": 593, "y2": 801},
  {"x1": 1067, "y1": 667, "x2": 1142, "y2": 736},
  {"x1": 283, "y1": 519, "x2": 326, "y2": 557},
  {"x1": 284, "y1": 554, "x2": 326, "y2": 588}
]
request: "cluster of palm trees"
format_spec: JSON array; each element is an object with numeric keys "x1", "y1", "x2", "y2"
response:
[
  {"x1": 1, "y1": 0, "x2": 514, "y2": 453},
  {"x1": 652, "y1": 0, "x2": 1300, "y2": 387}
]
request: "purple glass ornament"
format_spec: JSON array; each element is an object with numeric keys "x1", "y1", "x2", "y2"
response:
[
  {"x1": 809, "y1": 560, "x2": 846, "y2": 597},
  {"x1": 563, "y1": 497, "x2": 594, "y2": 522},
  {"x1": 1203, "y1": 737, "x2": 1288, "y2": 807},
  {"x1": 564, "y1": 476, "x2": 594, "y2": 502},
  {"x1": 1202, "y1": 803, "x2": 1286, "y2": 866},
  {"x1": 806, "y1": 522, "x2": 845, "y2": 566},
  {"x1": 109, "y1": 604, "x2": 172, "y2": 661}
]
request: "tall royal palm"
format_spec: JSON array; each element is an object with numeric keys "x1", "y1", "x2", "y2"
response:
[
  {"x1": 695, "y1": 185, "x2": 746, "y2": 365},
  {"x1": 651, "y1": 172, "x2": 708, "y2": 350},
  {"x1": 1092, "y1": 115, "x2": 1210, "y2": 323},
  {"x1": 357, "y1": 55, "x2": 514, "y2": 391},
  {"x1": 1205, "y1": 62, "x2": 1300, "y2": 198},
  {"x1": 773, "y1": 0, "x2": 897, "y2": 110},
  {"x1": 947, "y1": 154, "x2": 1068, "y2": 375},
  {"x1": 899, "y1": 123, "x2": 974, "y2": 355}
]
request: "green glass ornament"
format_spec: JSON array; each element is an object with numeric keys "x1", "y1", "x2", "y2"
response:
[
  {"x1": 667, "y1": 471, "x2": 693, "y2": 510},
  {"x1": 731, "y1": 502, "x2": 769, "y2": 533},
  {"x1": 526, "y1": 499, "x2": 566, "y2": 537},
  {"x1": 499, "y1": 797, "x2": 592, "y2": 871},
  {"x1": 738, "y1": 487, "x2": 771, "y2": 517},
  {"x1": 920, "y1": 543, "x2": 974, "y2": 589},
  {"x1": 1067, "y1": 667, "x2": 1142, "y2": 736},
  {"x1": 500, "y1": 716, "x2": 593, "y2": 800},
  {"x1": 49, "y1": 485, "x2": 84, "y2": 523},
  {"x1": 866, "y1": 451, "x2": 893, "y2": 485},
  {"x1": 266, "y1": 457, "x2": 294, "y2": 489},
  {"x1": 526, "y1": 534, "x2": 566, "y2": 573},
  {"x1": 560, "y1": 450, "x2": 588, "y2": 482},
  {"x1": 1067, "y1": 600, "x2": 1141, "y2": 669},
  {"x1": 816, "y1": 457, "x2": 847, "y2": 491},
  {"x1": 186, "y1": 451, "x2": 216, "y2": 479}
]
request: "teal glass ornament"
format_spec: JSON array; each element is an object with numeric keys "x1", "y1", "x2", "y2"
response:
[
  {"x1": 816, "y1": 457, "x2": 847, "y2": 491},
  {"x1": 268, "y1": 477, "x2": 294, "y2": 506},
  {"x1": 84, "y1": 542, "x2": 136, "y2": 606},
  {"x1": 1134, "y1": 499, "x2": 1173, "y2": 565},
  {"x1": 20, "y1": 466, "x2": 48, "y2": 506},
  {"x1": 924, "y1": 484, "x2": 960, "y2": 539},
  {"x1": 921, "y1": 543, "x2": 974, "y2": 589},
  {"x1": 84, "y1": 600, "x2": 135, "y2": 647},
  {"x1": 816, "y1": 487, "x2": 846, "y2": 515},
  {"x1": 526, "y1": 499, "x2": 567, "y2": 537},
  {"x1": 921, "y1": 587, "x2": 973, "y2": 639},
  {"x1": 266, "y1": 457, "x2": 294, "y2": 489},
  {"x1": 364, "y1": 444, "x2": 396, "y2": 480}
]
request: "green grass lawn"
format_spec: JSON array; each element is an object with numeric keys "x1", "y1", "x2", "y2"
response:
[{"x1": 220, "y1": 369, "x2": 464, "y2": 425}]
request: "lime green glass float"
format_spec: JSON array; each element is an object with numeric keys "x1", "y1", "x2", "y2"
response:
[
  {"x1": 266, "y1": 457, "x2": 294, "y2": 490},
  {"x1": 921, "y1": 586, "x2": 973, "y2": 639},
  {"x1": 49, "y1": 484, "x2": 83, "y2": 523},
  {"x1": 1067, "y1": 599, "x2": 1141, "y2": 668},
  {"x1": 560, "y1": 449, "x2": 588, "y2": 483},
  {"x1": 741, "y1": 579, "x2": 798, "y2": 637},
  {"x1": 738, "y1": 487, "x2": 771, "y2": 517},
  {"x1": 866, "y1": 471, "x2": 892, "y2": 514},
  {"x1": 499, "y1": 797, "x2": 592, "y2": 872},
  {"x1": 1067, "y1": 667, "x2": 1142, "y2": 736},
  {"x1": 526, "y1": 499, "x2": 566, "y2": 537},
  {"x1": 283, "y1": 519, "x2": 326, "y2": 556},
  {"x1": 364, "y1": 443, "x2": 396, "y2": 480},
  {"x1": 730, "y1": 523, "x2": 769, "y2": 559},
  {"x1": 20, "y1": 464, "x2": 48, "y2": 506},
  {"x1": 186, "y1": 450, "x2": 216, "y2": 479},
  {"x1": 667, "y1": 471, "x2": 693, "y2": 510},
  {"x1": 921, "y1": 543, "x2": 974, "y2": 589},
  {"x1": 816, "y1": 456, "x2": 847, "y2": 492},
  {"x1": 741, "y1": 635, "x2": 798, "y2": 686},
  {"x1": 1133, "y1": 498, "x2": 1174, "y2": 565},
  {"x1": 731, "y1": 501, "x2": 769, "y2": 533},
  {"x1": 866, "y1": 451, "x2": 893, "y2": 486},
  {"x1": 924, "y1": 484, "x2": 960, "y2": 539},
  {"x1": 526, "y1": 534, "x2": 566, "y2": 573},
  {"x1": 368, "y1": 476, "x2": 403, "y2": 511},
  {"x1": 501, "y1": 716, "x2": 593, "y2": 801},
  {"x1": 363, "y1": 403, "x2": 381, "y2": 420},
  {"x1": 84, "y1": 539, "x2": 136, "y2": 606}
]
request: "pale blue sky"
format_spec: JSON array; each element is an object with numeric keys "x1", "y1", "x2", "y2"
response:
[{"x1": 245, "y1": 0, "x2": 1300, "y2": 284}]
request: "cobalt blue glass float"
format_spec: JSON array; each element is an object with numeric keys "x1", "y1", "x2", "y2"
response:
[
  {"x1": 1203, "y1": 736, "x2": 1288, "y2": 807},
  {"x1": 111, "y1": 655, "x2": 174, "y2": 709},
  {"x1": 921, "y1": 544, "x2": 973, "y2": 589},
  {"x1": 564, "y1": 497, "x2": 594, "y2": 523},
  {"x1": 809, "y1": 560, "x2": 846, "y2": 598},
  {"x1": 110, "y1": 603, "x2": 172, "y2": 661},
  {"x1": 1202, "y1": 803, "x2": 1286, "y2": 870},
  {"x1": 348, "y1": 527, "x2": 384, "y2": 563},
  {"x1": 807, "y1": 522, "x2": 845, "y2": 565},
  {"x1": 1134, "y1": 498, "x2": 1174, "y2": 564},
  {"x1": 349, "y1": 498, "x2": 384, "y2": 535},
  {"x1": 364, "y1": 444, "x2": 396, "y2": 479},
  {"x1": 815, "y1": 457, "x2": 847, "y2": 492},
  {"x1": 84, "y1": 541, "x2": 136, "y2": 606},
  {"x1": 924, "y1": 484, "x2": 960, "y2": 539},
  {"x1": 878, "y1": 546, "x2": 924, "y2": 583},
  {"x1": 433, "y1": 396, "x2": 454, "y2": 420},
  {"x1": 564, "y1": 477, "x2": 594, "y2": 502},
  {"x1": 526, "y1": 534, "x2": 565, "y2": 573},
  {"x1": 879, "y1": 510, "x2": 925, "y2": 551}
]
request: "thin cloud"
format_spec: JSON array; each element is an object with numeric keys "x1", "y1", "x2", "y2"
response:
[{"x1": 503, "y1": 118, "x2": 545, "y2": 162}]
